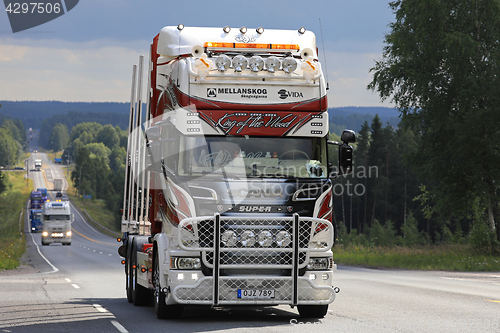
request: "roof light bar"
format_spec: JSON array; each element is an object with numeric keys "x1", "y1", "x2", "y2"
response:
[{"x1": 204, "y1": 42, "x2": 300, "y2": 50}]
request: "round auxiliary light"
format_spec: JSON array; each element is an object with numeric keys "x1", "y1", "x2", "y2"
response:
[
  {"x1": 240, "y1": 26, "x2": 247, "y2": 34},
  {"x1": 232, "y1": 55, "x2": 248, "y2": 72},
  {"x1": 249, "y1": 56, "x2": 264, "y2": 72},
  {"x1": 223, "y1": 26, "x2": 231, "y2": 33},
  {"x1": 298, "y1": 27, "x2": 306, "y2": 34},
  {"x1": 177, "y1": 24, "x2": 185, "y2": 31},
  {"x1": 258, "y1": 230, "x2": 273, "y2": 247},
  {"x1": 215, "y1": 54, "x2": 232, "y2": 72},
  {"x1": 282, "y1": 57, "x2": 297, "y2": 74},
  {"x1": 221, "y1": 230, "x2": 237, "y2": 247},
  {"x1": 276, "y1": 231, "x2": 291, "y2": 247},
  {"x1": 265, "y1": 56, "x2": 281, "y2": 73},
  {"x1": 240, "y1": 230, "x2": 256, "y2": 247},
  {"x1": 256, "y1": 27, "x2": 264, "y2": 34}
]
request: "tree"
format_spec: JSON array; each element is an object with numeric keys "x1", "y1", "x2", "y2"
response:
[
  {"x1": 69, "y1": 122, "x2": 103, "y2": 143},
  {"x1": 85, "y1": 142, "x2": 111, "y2": 165},
  {"x1": 1, "y1": 119, "x2": 21, "y2": 144},
  {"x1": 0, "y1": 170, "x2": 7, "y2": 194},
  {"x1": 368, "y1": 0, "x2": 500, "y2": 241},
  {"x1": 49, "y1": 123, "x2": 69, "y2": 151},
  {"x1": 96, "y1": 124, "x2": 119, "y2": 149},
  {"x1": 0, "y1": 127, "x2": 20, "y2": 166}
]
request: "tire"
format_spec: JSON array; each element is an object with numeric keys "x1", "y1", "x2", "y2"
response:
[
  {"x1": 153, "y1": 249, "x2": 183, "y2": 319},
  {"x1": 132, "y1": 241, "x2": 150, "y2": 306},
  {"x1": 41, "y1": 241, "x2": 48, "y2": 246},
  {"x1": 297, "y1": 305, "x2": 329, "y2": 318}
]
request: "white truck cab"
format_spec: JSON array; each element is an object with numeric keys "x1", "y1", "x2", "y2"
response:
[{"x1": 41, "y1": 201, "x2": 73, "y2": 246}]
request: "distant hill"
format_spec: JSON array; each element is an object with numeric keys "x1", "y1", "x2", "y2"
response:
[
  {"x1": 0, "y1": 101, "x2": 131, "y2": 129},
  {"x1": 328, "y1": 106, "x2": 401, "y2": 135}
]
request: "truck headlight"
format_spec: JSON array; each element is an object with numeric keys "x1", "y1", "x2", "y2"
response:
[
  {"x1": 221, "y1": 230, "x2": 237, "y2": 247},
  {"x1": 282, "y1": 57, "x2": 297, "y2": 74},
  {"x1": 42, "y1": 231, "x2": 48, "y2": 237},
  {"x1": 66, "y1": 231, "x2": 72, "y2": 237},
  {"x1": 275, "y1": 231, "x2": 291, "y2": 247},
  {"x1": 240, "y1": 231, "x2": 256, "y2": 247},
  {"x1": 249, "y1": 56, "x2": 264, "y2": 72},
  {"x1": 215, "y1": 54, "x2": 231, "y2": 71},
  {"x1": 232, "y1": 55, "x2": 248, "y2": 72},
  {"x1": 257, "y1": 230, "x2": 273, "y2": 247},
  {"x1": 170, "y1": 257, "x2": 201, "y2": 270},
  {"x1": 265, "y1": 56, "x2": 280, "y2": 73}
]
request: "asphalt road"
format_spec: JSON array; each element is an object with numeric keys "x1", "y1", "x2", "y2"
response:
[{"x1": 0, "y1": 153, "x2": 499, "y2": 332}]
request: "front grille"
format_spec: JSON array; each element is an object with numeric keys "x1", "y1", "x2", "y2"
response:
[{"x1": 178, "y1": 215, "x2": 333, "y2": 269}]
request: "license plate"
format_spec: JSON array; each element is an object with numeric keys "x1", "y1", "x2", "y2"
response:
[{"x1": 237, "y1": 289, "x2": 275, "y2": 299}]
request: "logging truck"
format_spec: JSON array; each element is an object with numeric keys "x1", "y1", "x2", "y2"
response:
[{"x1": 118, "y1": 25, "x2": 355, "y2": 319}]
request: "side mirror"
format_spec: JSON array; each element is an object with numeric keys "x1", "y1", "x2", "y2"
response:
[
  {"x1": 341, "y1": 129, "x2": 356, "y2": 144},
  {"x1": 328, "y1": 129, "x2": 356, "y2": 177}
]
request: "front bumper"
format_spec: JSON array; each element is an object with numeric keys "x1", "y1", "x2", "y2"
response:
[{"x1": 171, "y1": 274, "x2": 335, "y2": 305}]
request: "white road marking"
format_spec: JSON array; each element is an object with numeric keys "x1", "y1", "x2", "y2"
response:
[
  {"x1": 111, "y1": 320, "x2": 129, "y2": 333},
  {"x1": 93, "y1": 304, "x2": 108, "y2": 313},
  {"x1": 71, "y1": 284, "x2": 80, "y2": 289},
  {"x1": 65, "y1": 278, "x2": 71, "y2": 283},
  {"x1": 28, "y1": 232, "x2": 59, "y2": 273}
]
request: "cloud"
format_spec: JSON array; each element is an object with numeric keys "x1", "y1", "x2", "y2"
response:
[
  {"x1": 323, "y1": 49, "x2": 392, "y2": 107},
  {"x1": 0, "y1": 39, "x2": 148, "y2": 102}
]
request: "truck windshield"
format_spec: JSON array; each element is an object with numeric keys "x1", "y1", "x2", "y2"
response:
[
  {"x1": 45, "y1": 215, "x2": 70, "y2": 220},
  {"x1": 177, "y1": 136, "x2": 328, "y2": 179}
]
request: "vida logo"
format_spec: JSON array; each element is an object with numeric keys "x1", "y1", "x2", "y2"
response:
[{"x1": 4, "y1": 0, "x2": 79, "y2": 33}]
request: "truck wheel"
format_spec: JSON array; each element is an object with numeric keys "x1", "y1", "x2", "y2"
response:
[
  {"x1": 132, "y1": 242, "x2": 150, "y2": 306},
  {"x1": 153, "y1": 251, "x2": 184, "y2": 319},
  {"x1": 297, "y1": 305, "x2": 329, "y2": 318}
]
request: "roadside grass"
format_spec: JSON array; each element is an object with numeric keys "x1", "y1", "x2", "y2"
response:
[
  {"x1": 333, "y1": 244, "x2": 500, "y2": 271},
  {"x1": 63, "y1": 166, "x2": 121, "y2": 238},
  {"x1": 0, "y1": 172, "x2": 32, "y2": 270}
]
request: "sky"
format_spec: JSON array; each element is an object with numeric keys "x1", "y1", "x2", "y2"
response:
[{"x1": 0, "y1": 0, "x2": 396, "y2": 107}]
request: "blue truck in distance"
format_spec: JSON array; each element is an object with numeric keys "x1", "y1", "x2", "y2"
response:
[
  {"x1": 37, "y1": 188, "x2": 48, "y2": 203},
  {"x1": 30, "y1": 191, "x2": 42, "y2": 209},
  {"x1": 30, "y1": 209, "x2": 43, "y2": 232}
]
